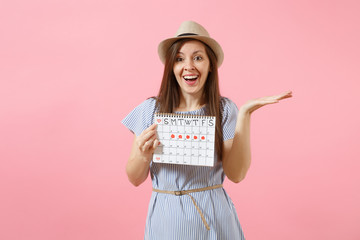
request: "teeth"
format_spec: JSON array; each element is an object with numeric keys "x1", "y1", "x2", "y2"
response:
[{"x1": 183, "y1": 75, "x2": 198, "y2": 80}]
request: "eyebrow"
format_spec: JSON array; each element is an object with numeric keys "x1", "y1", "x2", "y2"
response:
[{"x1": 177, "y1": 50, "x2": 204, "y2": 55}]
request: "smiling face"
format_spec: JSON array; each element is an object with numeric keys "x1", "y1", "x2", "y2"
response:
[{"x1": 172, "y1": 40, "x2": 211, "y2": 99}]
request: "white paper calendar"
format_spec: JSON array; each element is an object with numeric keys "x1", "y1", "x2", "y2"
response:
[{"x1": 152, "y1": 113, "x2": 216, "y2": 167}]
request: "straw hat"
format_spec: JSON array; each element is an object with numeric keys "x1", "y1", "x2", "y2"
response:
[{"x1": 158, "y1": 21, "x2": 224, "y2": 67}]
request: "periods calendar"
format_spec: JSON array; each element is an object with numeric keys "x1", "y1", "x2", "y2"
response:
[{"x1": 152, "y1": 113, "x2": 216, "y2": 167}]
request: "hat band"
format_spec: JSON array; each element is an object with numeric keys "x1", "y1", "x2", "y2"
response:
[{"x1": 177, "y1": 33, "x2": 199, "y2": 37}]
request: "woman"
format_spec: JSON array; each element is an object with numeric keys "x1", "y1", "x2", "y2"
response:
[{"x1": 122, "y1": 21, "x2": 292, "y2": 239}]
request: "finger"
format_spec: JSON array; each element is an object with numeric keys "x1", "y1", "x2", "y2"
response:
[
  {"x1": 264, "y1": 100, "x2": 279, "y2": 104},
  {"x1": 277, "y1": 91, "x2": 293, "y2": 100},
  {"x1": 261, "y1": 93, "x2": 291, "y2": 105},
  {"x1": 142, "y1": 140, "x2": 151, "y2": 152},
  {"x1": 142, "y1": 134, "x2": 157, "y2": 151},
  {"x1": 268, "y1": 91, "x2": 292, "y2": 102},
  {"x1": 150, "y1": 123, "x2": 158, "y2": 131},
  {"x1": 142, "y1": 135, "x2": 156, "y2": 151},
  {"x1": 152, "y1": 139, "x2": 160, "y2": 149},
  {"x1": 276, "y1": 95, "x2": 291, "y2": 101},
  {"x1": 137, "y1": 133, "x2": 155, "y2": 150},
  {"x1": 140, "y1": 130, "x2": 157, "y2": 145},
  {"x1": 139, "y1": 123, "x2": 157, "y2": 137},
  {"x1": 149, "y1": 123, "x2": 158, "y2": 129},
  {"x1": 255, "y1": 99, "x2": 278, "y2": 105}
]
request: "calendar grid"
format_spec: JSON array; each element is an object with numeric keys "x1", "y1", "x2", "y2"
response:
[{"x1": 153, "y1": 113, "x2": 216, "y2": 167}]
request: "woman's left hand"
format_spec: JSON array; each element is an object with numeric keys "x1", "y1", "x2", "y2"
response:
[{"x1": 239, "y1": 91, "x2": 293, "y2": 115}]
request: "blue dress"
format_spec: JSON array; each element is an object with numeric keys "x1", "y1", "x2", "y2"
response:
[{"x1": 122, "y1": 97, "x2": 245, "y2": 240}]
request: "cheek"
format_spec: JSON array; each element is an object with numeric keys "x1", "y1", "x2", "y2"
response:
[
  {"x1": 197, "y1": 61, "x2": 210, "y2": 73},
  {"x1": 173, "y1": 66, "x2": 181, "y2": 77},
  {"x1": 172, "y1": 67, "x2": 182, "y2": 83},
  {"x1": 200, "y1": 66, "x2": 210, "y2": 79}
]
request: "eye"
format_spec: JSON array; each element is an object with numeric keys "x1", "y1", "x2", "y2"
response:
[
  {"x1": 175, "y1": 57, "x2": 183, "y2": 62},
  {"x1": 194, "y1": 56, "x2": 203, "y2": 61}
]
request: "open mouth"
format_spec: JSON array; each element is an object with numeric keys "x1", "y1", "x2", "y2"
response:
[{"x1": 183, "y1": 75, "x2": 199, "y2": 82}]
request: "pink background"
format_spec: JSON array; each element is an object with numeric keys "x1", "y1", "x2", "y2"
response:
[{"x1": 1, "y1": 0, "x2": 359, "y2": 239}]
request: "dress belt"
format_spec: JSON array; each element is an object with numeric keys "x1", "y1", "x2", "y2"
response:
[{"x1": 152, "y1": 184, "x2": 223, "y2": 231}]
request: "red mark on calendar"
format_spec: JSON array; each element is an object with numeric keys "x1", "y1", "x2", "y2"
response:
[
  {"x1": 157, "y1": 119, "x2": 161, "y2": 123},
  {"x1": 194, "y1": 136, "x2": 198, "y2": 140},
  {"x1": 179, "y1": 135, "x2": 182, "y2": 139},
  {"x1": 171, "y1": 134, "x2": 175, "y2": 139},
  {"x1": 201, "y1": 136, "x2": 205, "y2": 140},
  {"x1": 186, "y1": 135, "x2": 190, "y2": 139}
]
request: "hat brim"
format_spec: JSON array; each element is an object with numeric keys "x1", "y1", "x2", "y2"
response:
[{"x1": 158, "y1": 35, "x2": 224, "y2": 68}]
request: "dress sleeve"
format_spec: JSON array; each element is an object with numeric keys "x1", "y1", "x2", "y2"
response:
[
  {"x1": 221, "y1": 98, "x2": 239, "y2": 141},
  {"x1": 121, "y1": 98, "x2": 157, "y2": 136}
]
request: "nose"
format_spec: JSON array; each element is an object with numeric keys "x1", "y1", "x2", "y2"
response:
[{"x1": 184, "y1": 59, "x2": 195, "y2": 71}]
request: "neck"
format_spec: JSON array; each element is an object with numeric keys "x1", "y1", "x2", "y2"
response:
[{"x1": 176, "y1": 91, "x2": 205, "y2": 112}]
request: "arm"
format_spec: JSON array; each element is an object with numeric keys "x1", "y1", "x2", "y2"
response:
[
  {"x1": 126, "y1": 123, "x2": 159, "y2": 186},
  {"x1": 222, "y1": 110, "x2": 251, "y2": 183},
  {"x1": 222, "y1": 91, "x2": 292, "y2": 183}
]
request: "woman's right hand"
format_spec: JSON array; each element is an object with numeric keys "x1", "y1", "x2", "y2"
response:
[
  {"x1": 126, "y1": 123, "x2": 160, "y2": 186},
  {"x1": 135, "y1": 123, "x2": 160, "y2": 163}
]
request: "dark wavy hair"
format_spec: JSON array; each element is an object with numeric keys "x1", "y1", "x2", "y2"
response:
[{"x1": 155, "y1": 38, "x2": 224, "y2": 161}]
